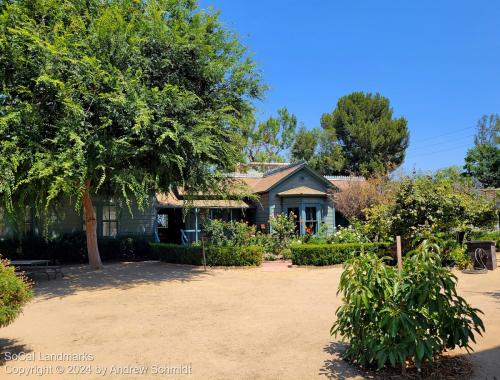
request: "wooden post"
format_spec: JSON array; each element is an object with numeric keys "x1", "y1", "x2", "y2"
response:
[
  {"x1": 396, "y1": 235, "x2": 403, "y2": 273},
  {"x1": 201, "y1": 235, "x2": 207, "y2": 272}
]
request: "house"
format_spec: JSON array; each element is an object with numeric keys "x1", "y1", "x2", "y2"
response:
[
  {"x1": 0, "y1": 161, "x2": 362, "y2": 244},
  {"x1": 156, "y1": 161, "x2": 359, "y2": 244}
]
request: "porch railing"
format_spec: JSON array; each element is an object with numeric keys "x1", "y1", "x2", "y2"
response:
[{"x1": 180, "y1": 229, "x2": 202, "y2": 245}]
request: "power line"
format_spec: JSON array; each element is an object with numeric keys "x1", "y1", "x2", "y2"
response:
[
  {"x1": 410, "y1": 125, "x2": 474, "y2": 144},
  {"x1": 410, "y1": 133, "x2": 474, "y2": 149}
]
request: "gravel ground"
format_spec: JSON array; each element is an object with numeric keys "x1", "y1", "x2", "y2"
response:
[{"x1": 1, "y1": 261, "x2": 499, "y2": 379}]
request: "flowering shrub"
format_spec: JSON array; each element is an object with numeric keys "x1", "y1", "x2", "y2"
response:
[{"x1": 327, "y1": 225, "x2": 368, "y2": 244}]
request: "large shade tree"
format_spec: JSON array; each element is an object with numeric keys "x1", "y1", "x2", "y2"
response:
[
  {"x1": 320, "y1": 92, "x2": 409, "y2": 176},
  {"x1": 0, "y1": 0, "x2": 264, "y2": 268}
]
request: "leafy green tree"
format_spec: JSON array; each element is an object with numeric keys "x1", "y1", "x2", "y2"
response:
[
  {"x1": 363, "y1": 173, "x2": 497, "y2": 244},
  {"x1": 0, "y1": 0, "x2": 264, "y2": 268},
  {"x1": 244, "y1": 107, "x2": 297, "y2": 162},
  {"x1": 309, "y1": 128, "x2": 346, "y2": 174},
  {"x1": 464, "y1": 114, "x2": 500, "y2": 188},
  {"x1": 320, "y1": 92, "x2": 409, "y2": 176},
  {"x1": 291, "y1": 127, "x2": 319, "y2": 161}
]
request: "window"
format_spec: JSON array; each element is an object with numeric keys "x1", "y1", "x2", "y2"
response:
[
  {"x1": 287, "y1": 207, "x2": 300, "y2": 235},
  {"x1": 157, "y1": 214, "x2": 168, "y2": 229},
  {"x1": 102, "y1": 206, "x2": 118, "y2": 237},
  {"x1": 305, "y1": 207, "x2": 318, "y2": 235}
]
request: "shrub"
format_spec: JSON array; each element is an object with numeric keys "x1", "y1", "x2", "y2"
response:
[
  {"x1": 151, "y1": 243, "x2": 262, "y2": 266},
  {"x1": 327, "y1": 225, "x2": 368, "y2": 244},
  {"x1": 470, "y1": 230, "x2": 500, "y2": 249},
  {"x1": 0, "y1": 233, "x2": 153, "y2": 264},
  {"x1": 0, "y1": 258, "x2": 33, "y2": 328},
  {"x1": 206, "y1": 245, "x2": 263, "y2": 266},
  {"x1": 290, "y1": 243, "x2": 390, "y2": 266},
  {"x1": 203, "y1": 219, "x2": 256, "y2": 247},
  {"x1": 331, "y1": 241, "x2": 485, "y2": 370},
  {"x1": 268, "y1": 212, "x2": 296, "y2": 258}
]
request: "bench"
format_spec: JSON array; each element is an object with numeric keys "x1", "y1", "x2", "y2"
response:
[{"x1": 17, "y1": 265, "x2": 64, "y2": 280}]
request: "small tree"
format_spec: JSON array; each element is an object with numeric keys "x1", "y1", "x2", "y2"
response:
[
  {"x1": 331, "y1": 241, "x2": 484, "y2": 370},
  {"x1": 0, "y1": 258, "x2": 32, "y2": 328},
  {"x1": 332, "y1": 177, "x2": 391, "y2": 222}
]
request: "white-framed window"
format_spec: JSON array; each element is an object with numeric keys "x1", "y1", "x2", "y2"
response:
[
  {"x1": 305, "y1": 206, "x2": 318, "y2": 235},
  {"x1": 157, "y1": 214, "x2": 168, "y2": 229},
  {"x1": 102, "y1": 205, "x2": 118, "y2": 237}
]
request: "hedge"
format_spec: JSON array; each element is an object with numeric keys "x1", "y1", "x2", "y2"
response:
[
  {"x1": 0, "y1": 232, "x2": 155, "y2": 264},
  {"x1": 470, "y1": 230, "x2": 500, "y2": 249},
  {"x1": 290, "y1": 243, "x2": 392, "y2": 266},
  {"x1": 150, "y1": 243, "x2": 263, "y2": 266}
]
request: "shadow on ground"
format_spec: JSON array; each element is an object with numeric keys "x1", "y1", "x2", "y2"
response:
[
  {"x1": 33, "y1": 261, "x2": 212, "y2": 300},
  {"x1": 319, "y1": 342, "x2": 375, "y2": 379},
  {"x1": 0, "y1": 338, "x2": 32, "y2": 366}
]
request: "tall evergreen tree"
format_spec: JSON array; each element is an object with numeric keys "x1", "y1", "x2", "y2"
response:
[
  {"x1": 0, "y1": 0, "x2": 264, "y2": 268},
  {"x1": 320, "y1": 92, "x2": 409, "y2": 176}
]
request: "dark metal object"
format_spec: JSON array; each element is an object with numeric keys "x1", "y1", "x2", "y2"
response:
[{"x1": 465, "y1": 241, "x2": 497, "y2": 271}]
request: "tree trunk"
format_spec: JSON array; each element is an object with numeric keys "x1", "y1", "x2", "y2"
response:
[{"x1": 82, "y1": 179, "x2": 103, "y2": 270}]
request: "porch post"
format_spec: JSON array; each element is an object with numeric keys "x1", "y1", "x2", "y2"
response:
[{"x1": 195, "y1": 208, "x2": 199, "y2": 243}]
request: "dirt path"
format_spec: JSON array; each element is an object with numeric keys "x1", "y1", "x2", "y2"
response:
[{"x1": 0, "y1": 262, "x2": 499, "y2": 379}]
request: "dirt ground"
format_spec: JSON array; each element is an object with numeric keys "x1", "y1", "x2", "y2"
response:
[{"x1": 1, "y1": 261, "x2": 499, "y2": 379}]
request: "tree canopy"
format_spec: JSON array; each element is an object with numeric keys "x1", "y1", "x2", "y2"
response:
[
  {"x1": 290, "y1": 127, "x2": 318, "y2": 162},
  {"x1": 0, "y1": 0, "x2": 264, "y2": 267},
  {"x1": 464, "y1": 114, "x2": 500, "y2": 188},
  {"x1": 243, "y1": 107, "x2": 297, "y2": 163},
  {"x1": 319, "y1": 92, "x2": 409, "y2": 176}
]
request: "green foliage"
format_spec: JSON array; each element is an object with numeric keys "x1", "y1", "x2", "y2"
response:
[
  {"x1": 331, "y1": 241, "x2": 485, "y2": 369},
  {"x1": 0, "y1": 233, "x2": 153, "y2": 263},
  {"x1": 363, "y1": 174, "x2": 498, "y2": 245},
  {"x1": 203, "y1": 219, "x2": 256, "y2": 247},
  {"x1": 470, "y1": 230, "x2": 500, "y2": 249},
  {"x1": 243, "y1": 107, "x2": 297, "y2": 163},
  {"x1": 464, "y1": 114, "x2": 500, "y2": 188},
  {"x1": 0, "y1": 0, "x2": 264, "y2": 232},
  {"x1": 319, "y1": 92, "x2": 409, "y2": 176},
  {"x1": 290, "y1": 243, "x2": 390, "y2": 266},
  {"x1": 291, "y1": 127, "x2": 319, "y2": 161},
  {"x1": 327, "y1": 225, "x2": 368, "y2": 244},
  {"x1": 268, "y1": 212, "x2": 297, "y2": 258},
  {"x1": 464, "y1": 144, "x2": 500, "y2": 188},
  {"x1": 150, "y1": 243, "x2": 203, "y2": 265},
  {"x1": 0, "y1": 258, "x2": 33, "y2": 328},
  {"x1": 151, "y1": 243, "x2": 262, "y2": 266}
]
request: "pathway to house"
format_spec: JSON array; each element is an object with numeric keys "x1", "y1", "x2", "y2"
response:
[{"x1": 1, "y1": 261, "x2": 499, "y2": 379}]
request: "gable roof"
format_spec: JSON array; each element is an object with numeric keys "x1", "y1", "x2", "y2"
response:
[
  {"x1": 277, "y1": 186, "x2": 328, "y2": 197},
  {"x1": 233, "y1": 161, "x2": 333, "y2": 194}
]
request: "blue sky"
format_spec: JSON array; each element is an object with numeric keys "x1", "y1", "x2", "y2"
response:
[{"x1": 198, "y1": 0, "x2": 500, "y2": 172}]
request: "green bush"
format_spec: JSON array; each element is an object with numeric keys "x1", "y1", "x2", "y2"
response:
[
  {"x1": 203, "y1": 219, "x2": 256, "y2": 247},
  {"x1": 0, "y1": 258, "x2": 33, "y2": 328},
  {"x1": 290, "y1": 243, "x2": 391, "y2": 266},
  {"x1": 151, "y1": 243, "x2": 263, "y2": 266},
  {"x1": 268, "y1": 212, "x2": 297, "y2": 258},
  {"x1": 331, "y1": 241, "x2": 484, "y2": 370},
  {"x1": 470, "y1": 230, "x2": 500, "y2": 249},
  {"x1": 0, "y1": 233, "x2": 154, "y2": 263}
]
